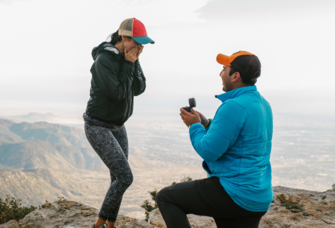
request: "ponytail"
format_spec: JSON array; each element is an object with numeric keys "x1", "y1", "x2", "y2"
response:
[{"x1": 107, "y1": 30, "x2": 122, "y2": 45}]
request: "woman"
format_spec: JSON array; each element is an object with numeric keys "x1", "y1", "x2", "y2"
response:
[{"x1": 83, "y1": 18, "x2": 154, "y2": 228}]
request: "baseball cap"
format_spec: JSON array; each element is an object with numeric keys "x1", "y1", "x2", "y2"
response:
[
  {"x1": 118, "y1": 18, "x2": 155, "y2": 45},
  {"x1": 216, "y1": 51, "x2": 261, "y2": 80}
]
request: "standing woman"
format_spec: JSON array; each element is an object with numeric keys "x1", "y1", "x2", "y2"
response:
[{"x1": 83, "y1": 18, "x2": 154, "y2": 228}]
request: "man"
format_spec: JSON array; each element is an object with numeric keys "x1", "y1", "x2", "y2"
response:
[{"x1": 156, "y1": 51, "x2": 273, "y2": 228}]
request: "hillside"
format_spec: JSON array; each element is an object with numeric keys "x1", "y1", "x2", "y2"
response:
[
  {"x1": 0, "y1": 119, "x2": 104, "y2": 172},
  {"x1": 0, "y1": 118, "x2": 205, "y2": 218}
]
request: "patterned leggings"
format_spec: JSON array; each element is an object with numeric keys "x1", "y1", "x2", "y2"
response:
[{"x1": 84, "y1": 122, "x2": 133, "y2": 222}]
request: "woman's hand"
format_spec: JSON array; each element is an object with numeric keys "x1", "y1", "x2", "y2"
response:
[{"x1": 125, "y1": 46, "x2": 143, "y2": 63}]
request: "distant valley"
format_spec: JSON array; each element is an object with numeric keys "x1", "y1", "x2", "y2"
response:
[
  {"x1": 0, "y1": 118, "x2": 204, "y2": 218},
  {"x1": 0, "y1": 110, "x2": 334, "y2": 219}
]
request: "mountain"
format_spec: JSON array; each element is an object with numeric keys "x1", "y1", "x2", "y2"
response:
[
  {"x1": 0, "y1": 169, "x2": 91, "y2": 206},
  {"x1": 0, "y1": 112, "x2": 56, "y2": 123},
  {"x1": 0, "y1": 118, "x2": 207, "y2": 218},
  {"x1": 0, "y1": 119, "x2": 104, "y2": 172},
  {"x1": 0, "y1": 119, "x2": 26, "y2": 146}
]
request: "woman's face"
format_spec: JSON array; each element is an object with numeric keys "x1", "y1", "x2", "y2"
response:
[{"x1": 123, "y1": 37, "x2": 142, "y2": 52}]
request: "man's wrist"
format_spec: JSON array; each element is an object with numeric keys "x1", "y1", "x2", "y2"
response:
[{"x1": 204, "y1": 120, "x2": 210, "y2": 128}]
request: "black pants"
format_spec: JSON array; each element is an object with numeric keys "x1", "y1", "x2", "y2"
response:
[
  {"x1": 156, "y1": 177, "x2": 267, "y2": 228},
  {"x1": 85, "y1": 123, "x2": 133, "y2": 222}
]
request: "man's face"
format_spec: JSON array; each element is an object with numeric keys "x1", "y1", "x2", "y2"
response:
[{"x1": 219, "y1": 65, "x2": 233, "y2": 92}]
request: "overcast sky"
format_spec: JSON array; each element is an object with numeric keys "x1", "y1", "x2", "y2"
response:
[{"x1": 1, "y1": 0, "x2": 335, "y2": 118}]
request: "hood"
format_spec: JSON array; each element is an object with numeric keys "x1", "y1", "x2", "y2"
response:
[{"x1": 91, "y1": 42, "x2": 121, "y2": 60}]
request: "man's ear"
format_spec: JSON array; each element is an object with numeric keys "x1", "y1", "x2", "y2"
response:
[{"x1": 231, "y1": 72, "x2": 241, "y2": 83}]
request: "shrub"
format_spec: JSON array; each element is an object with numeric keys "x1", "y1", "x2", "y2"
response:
[
  {"x1": 0, "y1": 195, "x2": 37, "y2": 225},
  {"x1": 140, "y1": 176, "x2": 192, "y2": 221}
]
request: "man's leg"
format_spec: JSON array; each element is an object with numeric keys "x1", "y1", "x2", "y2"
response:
[{"x1": 156, "y1": 177, "x2": 266, "y2": 228}]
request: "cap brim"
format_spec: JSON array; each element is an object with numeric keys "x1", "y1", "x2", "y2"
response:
[
  {"x1": 133, "y1": 36, "x2": 155, "y2": 45},
  {"x1": 216, "y1": 54, "x2": 231, "y2": 66}
]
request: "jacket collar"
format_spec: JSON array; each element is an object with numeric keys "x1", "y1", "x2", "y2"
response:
[{"x1": 216, "y1": 85, "x2": 257, "y2": 103}]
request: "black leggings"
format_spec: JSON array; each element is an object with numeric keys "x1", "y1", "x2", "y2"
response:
[
  {"x1": 85, "y1": 122, "x2": 133, "y2": 222},
  {"x1": 156, "y1": 177, "x2": 267, "y2": 228}
]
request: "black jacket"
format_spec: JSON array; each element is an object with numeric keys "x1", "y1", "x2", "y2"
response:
[{"x1": 85, "y1": 42, "x2": 146, "y2": 126}]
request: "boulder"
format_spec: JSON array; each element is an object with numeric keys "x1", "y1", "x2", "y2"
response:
[
  {"x1": 18, "y1": 199, "x2": 155, "y2": 228},
  {"x1": 115, "y1": 214, "x2": 156, "y2": 228},
  {"x1": 6, "y1": 184, "x2": 335, "y2": 228},
  {"x1": 260, "y1": 193, "x2": 335, "y2": 227},
  {"x1": 149, "y1": 208, "x2": 216, "y2": 228},
  {"x1": 0, "y1": 220, "x2": 19, "y2": 228}
]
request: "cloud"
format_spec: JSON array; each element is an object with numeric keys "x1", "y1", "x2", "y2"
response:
[
  {"x1": 196, "y1": 0, "x2": 335, "y2": 22},
  {"x1": 0, "y1": 0, "x2": 28, "y2": 5},
  {"x1": 114, "y1": 0, "x2": 208, "y2": 26}
]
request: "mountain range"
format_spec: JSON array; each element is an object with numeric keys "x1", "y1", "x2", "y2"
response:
[
  {"x1": 0, "y1": 119, "x2": 104, "y2": 172},
  {"x1": 0, "y1": 118, "x2": 205, "y2": 218}
]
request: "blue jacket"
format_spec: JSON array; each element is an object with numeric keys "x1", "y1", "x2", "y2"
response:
[{"x1": 189, "y1": 86, "x2": 273, "y2": 212}]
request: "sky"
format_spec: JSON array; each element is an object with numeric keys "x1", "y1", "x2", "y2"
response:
[{"x1": 0, "y1": 0, "x2": 335, "y2": 119}]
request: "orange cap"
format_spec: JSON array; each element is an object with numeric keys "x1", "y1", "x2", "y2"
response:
[{"x1": 216, "y1": 51, "x2": 255, "y2": 66}]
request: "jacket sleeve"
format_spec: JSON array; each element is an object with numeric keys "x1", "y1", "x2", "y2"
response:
[
  {"x1": 92, "y1": 52, "x2": 134, "y2": 102},
  {"x1": 189, "y1": 101, "x2": 247, "y2": 162},
  {"x1": 132, "y1": 60, "x2": 146, "y2": 96}
]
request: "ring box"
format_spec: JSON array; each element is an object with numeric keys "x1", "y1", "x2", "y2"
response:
[{"x1": 182, "y1": 98, "x2": 196, "y2": 112}]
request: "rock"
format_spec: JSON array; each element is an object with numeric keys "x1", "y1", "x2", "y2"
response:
[
  {"x1": 149, "y1": 208, "x2": 216, "y2": 228},
  {"x1": 11, "y1": 185, "x2": 335, "y2": 228},
  {"x1": 41, "y1": 202, "x2": 52, "y2": 208},
  {"x1": 18, "y1": 199, "x2": 155, "y2": 228},
  {"x1": 0, "y1": 220, "x2": 19, "y2": 228},
  {"x1": 260, "y1": 193, "x2": 335, "y2": 227},
  {"x1": 115, "y1": 214, "x2": 156, "y2": 228},
  {"x1": 332, "y1": 184, "x2": 335, "y2": 191}
]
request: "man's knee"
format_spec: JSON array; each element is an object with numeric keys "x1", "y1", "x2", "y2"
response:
[{"x1": 156, "y1": 186, "x2": 170, "y2": 205}]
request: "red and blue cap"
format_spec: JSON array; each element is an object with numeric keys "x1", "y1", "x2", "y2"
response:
[{"x1": 118, "y1": 18, "x2": 155, "y2": 45}]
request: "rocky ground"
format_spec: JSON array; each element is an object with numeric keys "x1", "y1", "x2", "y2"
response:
[{"x1": 1, "y1": 184, "x2": 335, "y2": 228}]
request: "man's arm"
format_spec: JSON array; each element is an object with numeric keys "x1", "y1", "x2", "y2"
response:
[{"x1": 189, "y1": 101, "x2": 247, "y2": 162}]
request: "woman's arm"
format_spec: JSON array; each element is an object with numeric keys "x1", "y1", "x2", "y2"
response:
[
  {"x1": 92, "y1": 52, "x2": 134, "y2": 102},
  {"x1": 132, "y1": 60, "x2": 146, "y2": 96}
]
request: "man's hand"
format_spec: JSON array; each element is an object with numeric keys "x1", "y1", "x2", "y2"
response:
[
  {"x1": 125, "y1": 46, "x2": 143, "y2": 63},
  {"x1": 195, "y1": 110, "x2": 209, "y2": 127},
  {"x1": 180, "y1": 108, "x2": 201, "y2": 127}
]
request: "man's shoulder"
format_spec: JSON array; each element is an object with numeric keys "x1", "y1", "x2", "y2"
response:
[{"x1": 230, "y1": 90, "x2": 268, "y2": 107}]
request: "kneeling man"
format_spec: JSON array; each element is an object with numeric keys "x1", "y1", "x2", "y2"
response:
[{"x1": 156, "y1": 51, "x2": 273, "y2": 228}]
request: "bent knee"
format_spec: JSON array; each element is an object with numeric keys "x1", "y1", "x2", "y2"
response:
[
  {"x1": 122, "y1": 171, "x2": 133, "y2": 187},
  {"x1": 156, "y1": 186, "x2": 170, "y2": 204}
]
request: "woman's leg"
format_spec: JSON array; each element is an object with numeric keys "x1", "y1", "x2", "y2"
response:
[
  {"x1": 106, "y1": 125, "x2": 129, "y2": 223},
  {"x1": 85, "y1": 123, "x2": 133, "y2": 225}
]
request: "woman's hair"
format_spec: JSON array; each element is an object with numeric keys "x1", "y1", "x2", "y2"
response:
[
  {"x1": 108, "y1": 30, "x2": 131, "y2": 45},
  {"x1": 109, "y1": 30, "x2": 122, "y2": 45}
]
